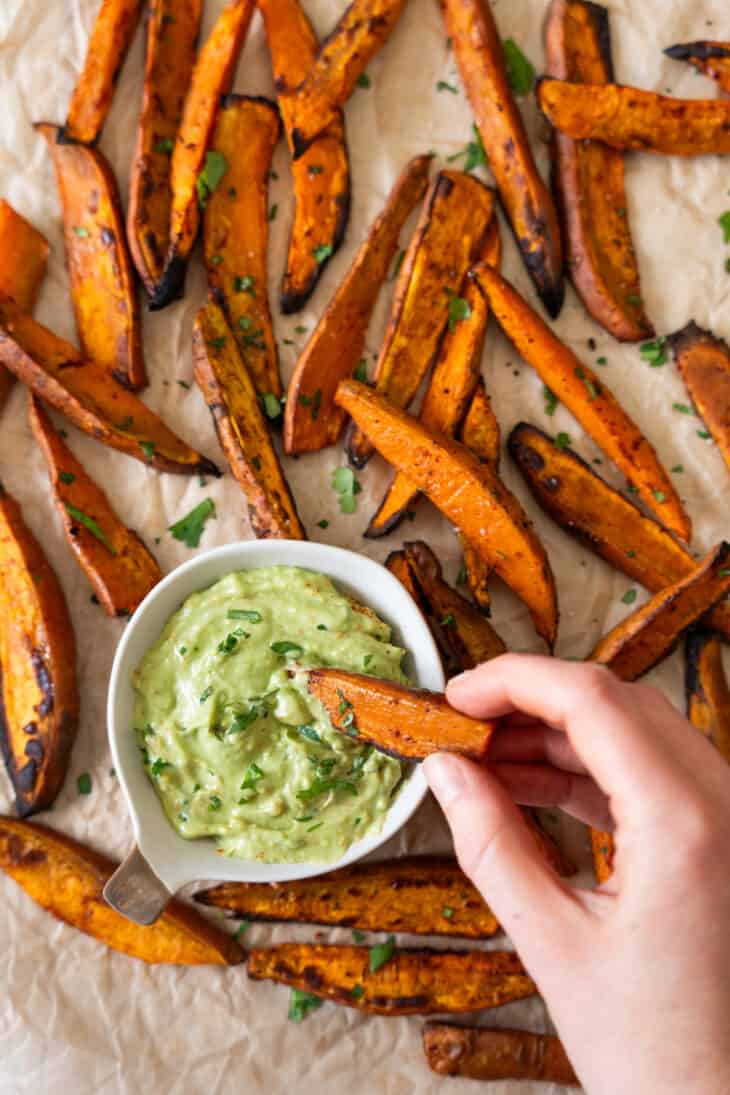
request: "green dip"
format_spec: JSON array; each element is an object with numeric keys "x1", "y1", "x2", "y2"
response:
[{"x1": 132, "y1": 566, "x2": 407, "y2": 863}]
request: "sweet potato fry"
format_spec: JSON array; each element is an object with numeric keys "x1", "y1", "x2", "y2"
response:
[
  {"x1": 29, "y1": 398, "x2": 161, "y2": 617},
  {"x1": 537, "y1": 78, "x2": 730, "y2": 155},
  {"x1": 685, "y1": 630, "x2": 730, "y2": 762},
  {"x1": 590, "y1": 543, "x2": 730, "y2": 681},
  {"x1": 259, "y1": 0, "x2": 351, "y2": 313},
  {"x1": 0, "y1": 487, "x2": 78, "y2": 817},
  {"x1": 286, "y1": 0, "x2": 410, "y2": 155},
  {"x1": 127, "y1": 0, "x2": 202, "y2": 299},
  {"x1": 669, "y1": 323, "x2": 730, "y2": 474},
  {"x1": 441, "y1": 0, "x2": 564, "y2": 316},
  {"x1": 301, "y1": 667, "x2": 495, "y2": 760},
  {"x1": 0, "y1": 200, "x2": 48, "y2": 409},
  {"x1": 38, "y1": 124, "x2": 146, "y2": 391},
  {"x1": 156, "y1": 0, "x2": 254, "y2": 308},
  {"x1": 63, "y1": 0, "x2": 143, "y2": 145},
  {"x1": 460, "y1": 378, "x2": 501, "y2": 612},
  {"x1": 247, "y1": 944, "x2": 535, "y2": 1015},
  {"x1": 665, "y1": 41, "x2": 730, "y2": 95},
  {"x1": 0, "y1": 818, "x2": 243, "y2": 964},
  {"x1": 366, "y1": 222, "x2": 499, "y2": 535},
  {"x1": 193, "y1": 303, "x2": 304, "y2": 539},
  {"x1": 508, "y1": 422, "x2": 730, "y2": 643},
  {"x1": 545, "y1": 1, "x2": 652, "y2": 341},
  {"x1": 423, "y1": 1024, "x2": 579, "y2": 1085},
  {"x1": 337, "y1": 379, "x2": 559, "y2": 647},
  {"x1": 284, "y1": 155, "x2": 432, "y2": 454},
  {"x1": 204, "y1": 96, "x2": 282, "y2": 400},
  {"x1": 591, "y1": 827, "x2": 615, "y2": 884},
  {"x1": 346, "y1": 171, "x2": 495, "y2": 468},
  {"x1": 474, "y1": 265, "x2": 689, "y2": 542},
  {"x1": 196, "y1": 856, "x2": 500, "y2": 938},
  {"x1": 0, "y1": 298, "x2": 219, "y2": 478},
  {"x1": 385, "y1": 548, "x2": 467, "y2": 674}
]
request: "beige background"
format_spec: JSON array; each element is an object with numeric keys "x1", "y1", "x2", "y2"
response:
[{"x1": 0, "y1": 0, "x2": 729, "y2": 1091}]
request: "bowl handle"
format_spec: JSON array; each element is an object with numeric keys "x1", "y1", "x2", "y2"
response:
[{"x1": 103, "y1": 844, "x2": 172, "y2": 925}]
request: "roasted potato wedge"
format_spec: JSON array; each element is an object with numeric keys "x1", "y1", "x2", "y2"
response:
[
  {"x1": 685, "y1": 630, "x2": 730, "y2": 762},
  {"x1": 259, "y1": 0, "x2": 351, "y2": 312},
  {"x1": 423, "y1": 1024, "x2": 579, "y2": 1085},
  {"x1": 301, "y1": 667, "x2": 495, "y2": 759},
  {"x1": 474, "y1": 265, "x2": 689, "y2": 542},
  {"x1": 193, "y1": 303, "x2": 304, "y2": 539},
  {"x1": 669, "y1": 322, "x2": 730, "y2": 474},
  {"x1": 337, "y1": 379, "x2": 559, "y2": 647},
  {"x1": 38, "y1": 124, "x2": 146, "y2": 391},
  {"x1": 0, "y1": 818, "x2": 243, "y2": 964},
  {"x1": 0, "y1": 200, "x2": 48, "y2": 408},
  {"x1": 63, "y1": 0, "x2": 143, "y2": 145},
  {"x1": 196, "y1": 856, "x2": 500, "y2": 938},
  {"x1": 285, "y1": 0, "x2": 410, "y2": 155},
  {"x1": 0, "y1": 298, "x2": 218, "y2": 478},
  {"x1": 127, "y1": 0, "x2": 202, "y2": 299},
  {"x1": 442, "y1": 0, "x2": 564, "y2": 316},
  {"x1": 156, "y1": 0, "x2": 254, "y2": 308},
  {"x1": 665, "y1": 41, "x2": 730, "y2": 94},
  {"x1": 29, "y1": 398, "x2": 161, "y2": 617},
  {"x1": 537, "y1": 79, "x2": 730, "y2": 155},
  {"x1": 204, "y1": 95, "x2": 282, "y2": 400},
  {"x1": 545, "y1": 1, "x2": 652, "y2": 341},
  {"x1": 0, "y1": 487, "x2": 78, "y2": 817},
  {"x1": 284, "y1": 154, "x2": 432, "y2": 454},
  {"x1": 247, "y1": 944, "x2": 535, "y2": 1015},
  {"x1": 508, "y1": 422, "x2": 730, "y2": 643},
  {"x1": 590, "y1": 543, "x2": 730, "y2": 681}
]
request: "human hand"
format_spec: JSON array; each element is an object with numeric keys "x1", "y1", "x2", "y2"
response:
[{"x1": 423, "y1": 655, "x2": 730, "y2": 1095}]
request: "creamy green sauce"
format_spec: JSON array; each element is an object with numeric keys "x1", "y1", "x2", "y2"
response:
[{"x1": 132, "y1": 566, "x2": 407, "y2": 863}]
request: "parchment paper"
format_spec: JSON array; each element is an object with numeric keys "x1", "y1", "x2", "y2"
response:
[{"x1": 1, "y1": 0, "x2": 729, "y2": 1091}]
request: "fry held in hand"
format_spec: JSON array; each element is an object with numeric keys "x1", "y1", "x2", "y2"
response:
[
  {"x1": 685, "y1": 630, "x2": 730, "y2": 763},
  {"x1": 0, "y1": 200, "x2": 48, "y2": 408},
  {"x1": 669, "y1": 323, "x2": 730, "y2": 475},
  {"x1": 665, "y1": 41, "x2": 730, "y2": 94},
  {"x1": 423, "y1": 1025, "x2": 579, "y2": 1085}
]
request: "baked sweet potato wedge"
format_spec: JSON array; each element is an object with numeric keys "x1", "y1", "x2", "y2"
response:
[
  {"x1": 460, "y1": 378, "x2": 501, "y2": 612},
  {"x1": 0, "y1": 818, "x2": 243, "y2": 964},
  {"x1": 545, "y1": 0, "x2": 652, "y2": 341},
  {"x1": 193, "y1": 303, "x2": 304, "y2": 539},
  {"x1": 38, "y1": 124, "x2": 146, "y2": 391},
  {"x1": 685, "y1": 630, "x2": 730, "y2": 762},
  {"x1": 346, "y1": 171, "x2": 495, "y2": 468},
  {"x1": 508, "y1": 422, "x2": 730, "y2": 643},
  {"x1": 423, "y1": 1024, "x2": 579, "y2": 1085},
  {"x1": 156, "y1": 0, "x2": 254, "y2": 308},
  {"x1": 204, "y1": 95, "x2": 282, "y2": 400},
  {"x1": 669, "y1": 322, "x2": 730, "y2": 474},
  {"x1": 127, "y1": 0, "x2": 202, "y2": 299},
  {"x1": 665, "y1": 41, "x2": 730, "y2": 95},
  {"x1": 591, "y1": 827, "x2": 615, "y2": 884},
  {"x1": 247, "y1": 944, "x2": 535, "y2": 1015},
  {"x1": 474, "y1": 265, "x2": 689, "y2": 542},
  {"x1": 301, "y1": 668, "x2": 495, "y2": 759},
  {"x1": 285, "y1": 0, "x2": 410, "y2": 155},
  {"x1": 0, "y1": 487, "x2": 78, "y2": 817},
  {"x1": 590, "y1": 543, "x2": 730, "y2": 681},
  {"x1": 366, "y1": 221, "x2": 499, "y2": 535},
  {"x1": 196, "y1": 856, "x2": 500, "y2": 938},
  {"x1": 63, "y1": 0, "x2": 143, "y2": 145},
  {"x1": 0, "y1": 200, "x2": 48, "y2": 409},
  {"x1": 284, "y1": 154, "x2": 432, "y2": 454},
  {"x1": 0, "y1": 298, "x2": 219, "y2": 478},
  {"x1": 29, "y1": 398, "x2": 161, "y2": 617},
  {"x1": 259, "y1": 0, "x2": 351, "y2": 313},
  {"x1": 337, "y1": 379, "x2": 559, "y2": 647},
  {"x1": 537, "y1": 79, "x2": 730, "y2": 155},
  {"x1": 441, "y1": 0, "x2": 564, "y2": 316}
]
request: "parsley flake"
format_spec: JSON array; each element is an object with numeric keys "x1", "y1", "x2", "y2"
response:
[
  {"x1": 288, "y1": 989, "x2": 323, "y2": 1022},
  {"x1": 65, "y1": 503, "x2": 117, "y2": 555},
  {"x1": 369, "y1": 935, "x2": 396, "y2": 972},
  {"x1": 168, "y1": 498, "x2": 216, "y2": 548},
  {"x1": 503, "y1": 38, "x2": 535, "y2": 95},
  {"x1": 196, "y1": 150, "x2": 227, "y2": 208}
]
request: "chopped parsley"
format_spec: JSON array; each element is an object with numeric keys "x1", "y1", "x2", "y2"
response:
[
  {"x1": 228, "y1": 608, "x2": 262, "y2": 623},
  {"x1": 574, "y1": 366, "x2": 599, "y2": 401},
  {"x1": 445, "y1": 289, "x2": 472, "y2": 331},
  {"x1": 622, "y1": 589, "x2": 637, "y2": 605},
  {"x1": 196, "y1": 150, "x2": 228, "y2": 208},
  {"x1": 297, "y1": 776, "x2": 358, "y2": 801},
  {"x1": 639, "y1": 338, "x2": 667, "y2": 366},
  {"x1": 369, "y1": 934, "x2": 396, "y2": 972},
  {"x1": 168, "y1": 498, "x2": 216, "y2": 548},
  {"x1": 503, "y1": 38, "x2": 535, "y2": 95},
  {"x1": 307, "y1": 164, "x2": 323, "y2": 176},
  {"x1": 332, "y1": 465, "x2": 362, "y2": 513},
  {"x1": 260, "y1": 392, "x2": 282, "y2": 419},
  {"x1": 317, "y1": 519, "x2": 329, "y2": 529},
  {"x1": 209, "y1": 335, "x2": 226, "y2": 351},
  {"x1": 390, "y1": 249, "x2": 406, "y2": 280},
  {"x1": 446, "y1": 124, "x2": 486, "y2": 173},
  {"x1": 241, "y1": 762, "x2": 265, "y2": 791},
  {"x1": 653, "y1": 490, "x2": 666, "y2": 503},
  {"x1": 351, "y1": 984, "x2": 365, "y2": 1000},
  {"x1": 436, "y1": 80, "x2": 458, "y2": 94},
  {"x1": 59, "y1": 471, "x2": 75, "y2": 485},
  {"x1": 456, "y1": 563, "x2": 468, "y2": 585},
  {"x1": 719, "y1": 210, "x2": 730, "y2": 243},
  {"x1": 353, "y1": 359, "x2": 368, "y2": 382},
  {"x1": 298, "y1": 724, "x2": 324, "y2": 744},
  {"x1": 233, "y1": 921, "x2": 249, "y2": 941},
  {"x1": 217, "y1": 628, "x2": 247, "y2": 655},
  {"x1": 270, "y1": 640, "x2": 304, "y2": 657},
  {"x1": 313, "y1": 243, "x2": 333, "y2": 264},
  {"x1": 77, "y1": 772, "x2": 92, "y2": 795},
  {"x1": 543, "y1": 385, "x2": 558, "y2": 416},
  {"x1": 356, "y1": 73, "x2": 371, "y2": 88},
  {"x1": 234, "y1": 274, "x2": 256, "y2": 295},
  {"x1": 288, "y1": 989, "x2": 323, "y2": 1022},
  {"x1": 199, "y1": 686, "x2": 214, "y2": 703},
  {"x1": 697, "y1": 429, "x2": 711, "y2": 439},
  {"x1": 73, "y1": 225, "x2": 89, "y2": 238},
  {"x1": 139, "y1": 440, "x2": 156, "y2": 462},
  {"x1": 440, "y1": 613, "x2": 456, "y2": 629},
  {"x1": 673, "y1": 402, "x2": 695, "y2": 415},
  {"x1": 208, "y1": 795, "x2": 222, "y2": 811},
  {"x1": 155, "y1": 137, "x2": 174, "y2": 155},
  {"x1": 269, "y1": 204, "x2": 278, "y2": 221},
  {"x1": 352, "y1": 930, "x2": 366, "y2": 943},
  {"x1": 65, "y1": 503, "x2": 116, "y2": 555},
  {"x1": 554, "y1": 432, "x2": 571, "y2": 450},
  {"x1": 150, "y1": 758, "x2": 170, "y2": 778},
  {"x1": 442, "y1": 906, "x2": 455, "y2": 919}
]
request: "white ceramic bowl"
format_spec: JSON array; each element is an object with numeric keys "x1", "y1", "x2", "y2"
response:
[{"x1": 107, "y1": 540, "x2": 444, "y2": 899}]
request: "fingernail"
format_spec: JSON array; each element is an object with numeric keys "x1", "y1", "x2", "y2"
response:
[
  {"x1": 423, "y1": 753, "x2": 467, "y2": 808},
  {"x1": 447, "y1": 669, "x2": 476, "y2": 691}
]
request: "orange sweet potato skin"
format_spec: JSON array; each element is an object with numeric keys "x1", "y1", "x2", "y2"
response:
[
  {"x1": 685, "y1": 630, "x2": 730, "y2": 763},
  {"x1": 29, "y1": 398, "x2": 161, "y2": 617},
  {"x1": 247, "y1": 944, "x2": 535, "y2": 1015},
  {"x1": 204, "y1": 95, "x2": 282, "y2": 399},
  {"x1": 591, "y1": 827, "x2": 615, "y2": 884},
  {"x1": 0, "y1": 818, "x2": 243, "y2": 965},
  {"x1": 459, "y1": 378, "x2": 501, "y2": 612},
  {"x1": 423, "y1": 1024, "x2": 579, "y2": 1085},
  {"x1": 669, "y1": 322, "x2": 730, "y2": 475},
  {"x1": 0, "y1": 488, "x2": 78, "y2": 817},
  {"x1": 665, "y1": 41, "x2": 730, "y2": 94},
  {"x1": 127, "y1": 0, "x2": 202, "y2": 299},
  {"x1": 284, "y1": 154, "x2": 432, "y2": 454},
  {"x1": 545, "y1": 0, "x2": 652, "y2": 342},
  {"x1": 63, "y1": 0, "x2": 143, "y2": 145},
  {"x1": 38, "y1": 124, "x2": 146, "y2": 391},
  {"x1": 0, "y1": 200, "x2": 48, "y2": 409},
  {"x1": 441, "y1": 0, "x2": 564, "y2": 316}
]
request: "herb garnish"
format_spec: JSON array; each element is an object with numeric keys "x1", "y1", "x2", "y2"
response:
[
  {"x1": 313, "y1": 243, "x2": 333, "y2": 264},
  {"x1": 446, "y1": 124, "x2": 486, "y2": 173},
  {"x1": 155, "y1": 137, "x2": 174, "y2": 155},
  {"x1": 554, "y1": 432, "x2": 571, "y2": 450},
  {"x1": 65, "y1": 503, "x2": 117, "y2": 555},
  {"x1": 234, "y1": 274, "x2": 256, "y2": 295},
  {"x1": 77, "y1": 772, "x2": 92, "y2": 795},
  {"x1": 369, "y1": 935, "x2": 396, "y2": 972},
  {"x1": 719, "y1": 210, "x2": 730, "y2": 243},
  {"x1": 73, "y1": 226, "x2": 89, "y2": 238},
  {"x1": 59, "y1": 471, "x2": 75, "y2": 485},
  {"x1": 436, "y1": 80, "x2": 458, "y2": 93},
  {"x1": 168, "y1": 498, "x2": 216, "y2": 548},
  {"x1": 445, "y1": 289, "x2": 472, "y2": 331},
  {"x1": 622, "y1": 589, "x2": 637, "y2": 605},
  {"x1": 332, "y1": 466, "x2": 362, "y2": 513},
  {"x1": 228, "y1": 609, "x2": 262, "y2": 623},
  {"x1": 241, "y1": 762, "x2": 265, "y2": 791},
  {"x1": 353, "y1": 359, "x2": 368, "y2": 382},
  {"x1": 260, "y1": 392, "x2": 282, "y2": 419},
  {"x1": 196, "y1": 150, "x2": 228, "y2": 208},
  {"x1": 639, "y1": 338, "x2": 666, "y2": 366},
  {"x1": 288, "y1": 989, "x2": 323, "y2": 1022},
  {"x1": 356, "y1": 73, "x2": 371, "y2": 88},
  {"x1": 270, "y1": 640, "x2": 304, "y2": 658},
  {"x1": 543, "y1": 385, "x2": 558, "y2": 416},
  {"x1": 503, "y1": 38, "x2": 535, "y2": 95}
]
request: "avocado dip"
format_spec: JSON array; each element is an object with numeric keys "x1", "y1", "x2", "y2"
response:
[{"x1": 132, "y1": 566, "x2": 408, "y2": 863}]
